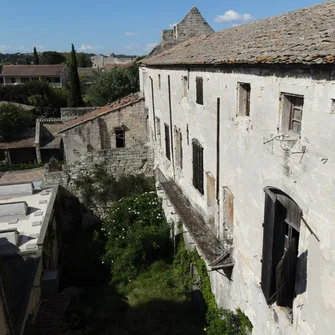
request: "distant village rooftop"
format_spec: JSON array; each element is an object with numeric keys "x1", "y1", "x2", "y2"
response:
[{"x1": 144, "y1": 1, "x2": 335, "y2": 66}]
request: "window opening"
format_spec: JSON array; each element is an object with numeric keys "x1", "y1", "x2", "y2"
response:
[
  {"x1": 196, "y1": 77, "x2": 203, "y2": 105},
  {"x1": 238, "y1": 83, "x2": 251, "y2": 116},
  {"x1": 281, "y1": 94, "x2": 304, "y2": 135},
  {"x1": 182, "y1": 76, "x2": 188, "y2": 97},
  {"x1": 115, "y1": 128, "x2": 125, "y2": 148},
  {"x1": 158, "y1": 74, "x2": 161, "y2": 90},
  {"x1": 261, "y1": 188, "x2": 301, "y2": 308},
  {"x1": 192, "y1": 139, "x2": 204, "y2": 194}
]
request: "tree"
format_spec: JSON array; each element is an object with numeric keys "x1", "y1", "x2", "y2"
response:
[
  {"x1": 33, "y1": 47, "x2": 39, "y2": 65},
  {"x1": 0, "y1": 103, "x2": 34, "y2": 141},
  {"x1": 87, "y1": 65, "x2": 139, "y2": 106},
  {"x1": 40, "y1": 51, "x2": 66, "y2": 64},
  {"x1": 68, "y1": 44, "x2": 84, "y2": 107}
]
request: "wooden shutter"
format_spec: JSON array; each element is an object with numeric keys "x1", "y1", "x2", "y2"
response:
[
  {"x1": 261, "y1": 188, "x2": 277, "y2": 303},
  {"x1": 276, "y1": 237, "x2": 298, "y2": 307},
  {"x1": 198, "y1": 146, "x2": 204, "y2": 194},
  {"x1": 164, "y1": 124, "x2": 170, "y2": 160},
  {"x1": 196, "y1": 77, "x2": 203, "y2": 105},
  {"x1": 192, "y1": 141, "x2": 199, "y2": 189}
]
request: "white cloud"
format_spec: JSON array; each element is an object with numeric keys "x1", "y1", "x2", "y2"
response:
[
  {"x1": 214, "y1": 10, "x2": 254, "y2": 24},
  {"x1": 169, "y1": 23, "x2": 177, "y2": 28},
  {"x1": 0, "y1": 45, "x2": 10, "y2": 52},
  {"x1": 125, "y1": 32, "x2": 139, "y2": 37},
  {"x1": 34, "y1": 45, "x2": 46, "y2": 50},
  {"x1": 79, "y1": 44, "x2": 104, "y2": 51},
  {"x1": 145, "y1": 43, "x2": 157, "y2": 52}
]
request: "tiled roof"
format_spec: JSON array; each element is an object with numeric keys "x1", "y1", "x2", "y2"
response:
[
  {"x1": 0, "y1": 65, "x2": 66, "y2": 77},
  {"x1": 58, "y1": 92, "x2": 143, "y2": 133},
  {"x1": 0, "y1": 128, "x2": 36, "y2": 150},
  {"x1": 144, "y1": 1, "x2": 335, "y2": 66}
]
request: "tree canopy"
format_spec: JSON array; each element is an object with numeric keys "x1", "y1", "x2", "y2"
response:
[
  {"x1": 40, "y1": 51, "x2": 66, "y2": 65},
  {"x1": 87, "y1": 65, "x2": 139, "y2": 106},
  {"x1": 0, "y1": 103, "x2": 35, "y2": 141}
]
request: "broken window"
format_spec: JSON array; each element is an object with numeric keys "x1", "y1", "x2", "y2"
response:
[
  {"x1": 115, "y1": 127, "x2": 125, "y2": 148},
  {"x1": 174, "y1": 128, "x2": 183, "y2": 169},
  {"x1": 281, "y1": 94, "x2": 304, "y2": 135},
  {"x1": 182, "y1": 76, "x2": 188, "y2": 97},
  {"x1": 196, "y1": 77, "x2": 203, "y2": 105},
  {"x1": 158, "y1": 74, "x2": 161, "y2": 90},
  {"x1": 164, "y1": 123, "x2": 171, "y2": 160},
  {"x1": 192, "y1": 139, "x2": 204, "y2": 194},
  {"x1": 238, "y1": 83, "x2": 251, "y2": 116},
  {"x1": 261, "y1": 187, "x2": 301, "y2": 308}
]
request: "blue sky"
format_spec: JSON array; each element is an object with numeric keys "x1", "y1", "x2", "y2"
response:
[{"x1": 0, "y1": 0, "x2": 321, "y2": 55}]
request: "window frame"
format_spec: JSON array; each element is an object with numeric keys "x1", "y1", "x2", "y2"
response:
[
  {"x1": 281, "y1": 93, "x2": 304, "y2": 136},
  {"x1": 115, "y1": 127, "x2": 125, "y2": 148}
]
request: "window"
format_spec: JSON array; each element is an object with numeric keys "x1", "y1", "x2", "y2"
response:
[
  {"x1": 192, "y1": 139, "x2": 204, "y2": 194},
  {"x1": 21, "y1": 77, "x2": 29, "y2": 83},
  {"x1": 182, "y1": 76, "x2": 188, "y2": 97},
  {"x1": 196, "y1": 77, "x2": 203, "y2": 105},
  {"x1": 238, "y1": 83, "x2": 251, "y2": 116},
  {"x1": 164, "y1": 123, "x2": 171, "y2": 160},
  {"x1": 10, "y1": 77, "x2": 16, "y2": 83},
  {"x1": 261, "y1": 187, "x2": 301, "y2": 308},
  {"x1": 281, "y1": 94, "x2": 304, "y2": 135},
  {"x1": 115, "y1": 127, "x2": 125, "y2": 148},
  {"x1": 155, "y1": 117, "x2": 161, "y2": 146},
  {"x1": 174, "y1": 128, "x2": 183, "y2": 169},
  {"x1": 158, "y1": 74, "x2": 161, "y2": 89}
]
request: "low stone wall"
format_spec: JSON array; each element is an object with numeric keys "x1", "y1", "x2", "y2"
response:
[{"x1": 44, "y1": 146, "x2": 154, "y2": 194}]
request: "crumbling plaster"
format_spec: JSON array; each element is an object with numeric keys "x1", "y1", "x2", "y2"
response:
[{"x1": 142, "y1": 65, "x2": 335, "y2": 335}]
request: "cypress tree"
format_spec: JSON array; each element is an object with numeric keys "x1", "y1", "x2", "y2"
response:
[
  {"x1": 33, "y1": 47, "x2": 39, "y2": 65},
  {"x1": 68, "y1": 43, "x2": 83, "y2": 107}
]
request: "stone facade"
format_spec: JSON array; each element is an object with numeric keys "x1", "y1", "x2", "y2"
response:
[
  {"x1": 141, "y1": 62, "x2": 335, "y2": 335},
  {"x1": 91, "y1": 54, "x2": 136, "y2": 69},
  {"x1": 148, "y1": 7, "x2": 214, "y2": 56}
]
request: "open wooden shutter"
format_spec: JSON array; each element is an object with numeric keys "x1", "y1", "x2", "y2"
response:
[
  {"x1": 276, "y1": 237, "x2": 298, "y2": 307},
  {"x1": 261, "y1": 188, "x2": 277, "y2": 303},
  {"x1": 192, "y1": 141, "x2": 199, "y2": 189},
  {"x1": 164, "y1": 124, "x2": 170, "y2": 160},
  {"x1": 198, "y1": 146, "x2": 204, "y2": 194}
]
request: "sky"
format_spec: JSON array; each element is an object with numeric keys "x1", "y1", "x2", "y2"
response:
[{"x1": 0, "y1": 0, "x2": 323, "y2": 55}]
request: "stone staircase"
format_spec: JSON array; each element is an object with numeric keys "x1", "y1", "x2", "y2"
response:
[{"x1": 34, "y1": 287, "x2": 79, "y2": 335}]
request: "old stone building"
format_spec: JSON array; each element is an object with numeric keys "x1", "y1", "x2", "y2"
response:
[
  {"x1": 141, "y1": 2, "x2": 335, "y2": 334},
  {"x1": 148, "y1": 7, "x2": 214, "y2": 57}
]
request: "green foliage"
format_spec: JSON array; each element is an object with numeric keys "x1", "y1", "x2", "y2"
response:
[
  {"x1": 0, "y1": 162, "x2": 44, "y2": 172},
  {"x1": 0, "y1": 103, "x2": 34, "y2": 141},
  {"x1": 86, "y1": 65, "x2": 139, "y2": 106},
  {"x1": 68, "y1": 44, "x2": 84, "y2": 107},
  {"x1": 74, "y1": 165, "x2": 154, "y2": 208},
  {"x1": 0, "y1": 80, "x2": 67, "y2": 116},
  {"x1": 177, "y1": 249, "x2": 253, "y2": 335},
  {"x1": 40, "y1": 51, "x2": 66, "y2": 64},
  {"x1": 33, "y1": 47, "x2": 39, "y2": 65},
  {"x1": 101, "y1": 192, "x2": 172, "y2": 282}
]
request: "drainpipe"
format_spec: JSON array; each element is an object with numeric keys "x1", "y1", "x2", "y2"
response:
[
  {"x1": 168, "y1": 75, "x2": 175, "y2": 179},
  {"x1": 216, "y1": 97, "x2": 221, "y2": 239}
]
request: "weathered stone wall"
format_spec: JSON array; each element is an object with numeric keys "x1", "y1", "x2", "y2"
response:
[
  {"x1": 142, "y1": 65, "x2": 335, "y2": 335},
  {"x1": 61, "y1": 100, "x2": 148, "y2": 163},
  {"x1": 60, "y1": 107, "x2": 97, "y2": 122}
]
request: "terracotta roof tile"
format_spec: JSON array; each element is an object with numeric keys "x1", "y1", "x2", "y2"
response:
[
  {"x1": 58, "y1": 92, "x2": 143, "y2": 133},
  {"x1": 144, "y1": 1, "x2": 335, "y2": 66},
  {"x1": 0, "y1": 65, "x2": 67, "y2": 77}
]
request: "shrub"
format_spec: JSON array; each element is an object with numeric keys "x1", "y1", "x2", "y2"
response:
[{"x1": 101, "y1": 192, "x2": 172, "y2": 282}]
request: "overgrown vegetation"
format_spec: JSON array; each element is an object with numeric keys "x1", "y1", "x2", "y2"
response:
[
  {"x1": 0, "y1": 103, "x2": 35, "y2": 141},
  {"x1": 59, "y1": 171, "x2": 253, "y2": 334},
  {"x1": 86, "y1": 65, "x2": 139, "y2": 106},
  {"x1": 0, "y1": 162, "x2": 44, "y2": 172}
]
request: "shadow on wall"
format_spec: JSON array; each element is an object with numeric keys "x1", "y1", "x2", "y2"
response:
[{"x1": 98, "y1": 119, "x2": 112, "y2": 150}]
